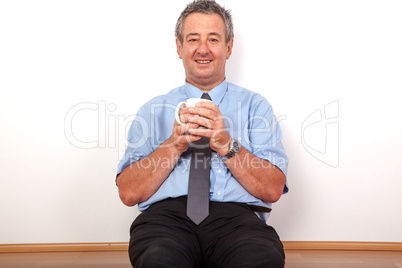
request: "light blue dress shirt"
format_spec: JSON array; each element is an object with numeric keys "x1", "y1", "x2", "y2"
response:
[{"x1": 117, "y1": 80, "x2": 289, "y2": 221}]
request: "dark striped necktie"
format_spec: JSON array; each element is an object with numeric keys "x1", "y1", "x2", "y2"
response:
[{"x1": 186, "y1": 93, "x2": 212, "y2": 225}]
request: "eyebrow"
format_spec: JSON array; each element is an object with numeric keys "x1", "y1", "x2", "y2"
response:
[{"x1": 185, "y1": 32, "x2": 222, "y2": 39}]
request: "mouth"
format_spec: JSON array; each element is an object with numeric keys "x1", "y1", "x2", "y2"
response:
[{"x1": 195, "y1": 60, "x2": 212, "y2": 64}]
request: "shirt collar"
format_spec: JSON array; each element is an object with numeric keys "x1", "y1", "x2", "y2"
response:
[{"x1": 184, "y1": 79, "x2": 228, "y2": 105}]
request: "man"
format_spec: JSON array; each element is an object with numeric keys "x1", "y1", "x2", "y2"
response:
[{"x1": 116, "y1": 0, "x2": 289, "y2": 267}]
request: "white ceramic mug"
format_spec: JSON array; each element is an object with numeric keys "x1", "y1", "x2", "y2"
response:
[{"x1": 175, "y1": 98, "x2": 212, "y2": 125}]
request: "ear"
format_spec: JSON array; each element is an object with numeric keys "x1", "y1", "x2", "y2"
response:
[
  {"x1": 226, "y1": 38, "x2": 234, "y2": 60},
  {"x1": 176, "y1": 38, "x2": 183, "y2": 59}
]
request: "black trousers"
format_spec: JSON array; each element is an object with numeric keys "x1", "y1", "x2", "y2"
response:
[{"x1": 128, "y1": 197, "x2": 285, "y2": 268}]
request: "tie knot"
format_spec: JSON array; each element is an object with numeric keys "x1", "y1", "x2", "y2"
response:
[{"x1": 201, "y1": 93, "x2": 212, "y2": 101}]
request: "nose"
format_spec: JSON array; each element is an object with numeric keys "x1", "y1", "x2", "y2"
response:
[{"x1": 196, "y1": 40, "x2": 210, "y2": 56}]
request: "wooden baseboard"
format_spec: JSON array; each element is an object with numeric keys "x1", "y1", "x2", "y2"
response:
[
  {"x1": 283, "y1": 241, "x2": 402, "y2": 251},
  {"x1": 0, "y1": 241, "x2": 401, "y2": 254},
  {"x1": 0, "y1": 243, "x2": 128, "y2": 253}
]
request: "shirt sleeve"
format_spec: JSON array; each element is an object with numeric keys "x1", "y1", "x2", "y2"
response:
[
  {"x1": 247, "y1": 96, "x2": 289, "y2": 194},
  {"x1": 116, "y1": 106, "x2": 153, "y2": 178}
]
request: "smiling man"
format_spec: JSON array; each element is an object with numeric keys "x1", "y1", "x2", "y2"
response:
[
  {"x1": 116, "y1": 1, "x2": 288, "y2": 267},
  {"x1": 176, "y1": 12, "x2": 233, "y2": 91}
]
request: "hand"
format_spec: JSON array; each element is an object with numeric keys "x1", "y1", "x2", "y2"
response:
[
  {"x1": 164, "y1": 111, "x2": 202, "y2": 156},
  {"x1": 182, "y1": 101, "x2": 231, "y2": 156}
]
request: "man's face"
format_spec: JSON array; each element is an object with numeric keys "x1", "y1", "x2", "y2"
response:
[{"x1": 176, "y1": 12, "x2": 233, "y2": 91}]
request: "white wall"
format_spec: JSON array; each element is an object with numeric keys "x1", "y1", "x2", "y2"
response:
[{"x1": 1, "y1": 0, "x2": 401, "y2": 244}]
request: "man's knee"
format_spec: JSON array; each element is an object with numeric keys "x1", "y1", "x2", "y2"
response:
[
  {"x1": 129, "y1": 239, "x2": 199, "y2": 268},
  {"x1": 262, "y1": 246, "x2": 285, "y2": 268},
  {"x1": 130, "y1": 243, "x2": 177, "y2": 268},
  {"x1": 211, "y1": 237, "x2": 285, "y2": 268}
]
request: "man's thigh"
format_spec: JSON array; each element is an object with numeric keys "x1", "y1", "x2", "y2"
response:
[
  {"x1": 129, "y1": 198, "x2": 203, "y2": 268},
  {"x1": 202, "y1": 202, "x2": 285, "y2": 268}
]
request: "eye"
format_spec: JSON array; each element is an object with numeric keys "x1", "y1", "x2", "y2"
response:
[{"x1": 209, "y1": 38, "x2": 219, "y2": 43}]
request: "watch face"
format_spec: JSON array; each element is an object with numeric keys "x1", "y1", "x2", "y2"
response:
[
  {"x1": 233, "y1": 140, "x2": 240, "y2": 152},
  {"x1": 223, "y1": 139, "x2": 240, "y2": 161}
]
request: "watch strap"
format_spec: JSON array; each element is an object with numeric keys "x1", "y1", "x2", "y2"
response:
[{"x1": 222, "y1": 139, "x2": 240, "y2": 161}]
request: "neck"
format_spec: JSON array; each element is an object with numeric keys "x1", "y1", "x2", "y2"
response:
[{"x1": 186, "y1": 78, "x2": 225, "y2": 92}]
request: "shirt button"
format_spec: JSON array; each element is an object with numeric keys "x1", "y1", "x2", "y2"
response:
[
  {"x1": 218, "y1": 169, "x2": 221, "y2": 173},
  {"x1": 238, "y1": 137, "x2": 242, "y2": 141},
  {"x1": 217, "y1": 191, "x2": 221, "y2": 195}
]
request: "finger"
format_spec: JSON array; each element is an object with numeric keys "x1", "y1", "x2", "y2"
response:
[
  {"x1": 188, "y1": 116, "x2": 214, "y2": 130},
  {"x1": 195, "y1": 101, "x2": 216, "y2": 109},
  {"x1": 178, "y1": 108, "x2": 186, "y2": 124},
  {"x1": 188, "y1": 127, "x2": 212, "y2": 138},
  {"x1": 188, "y1": 107, "x2": 217, "y2": 121},
  {"x1": 179, "y1": 129, "x2": 202, "y2": 144},
  {"x1": 178, "y1": 107, "x2": 194, "y2": 124},
  {"x1": 178, "y1": 109, "x2": 201, "y2": 124},
  {"x1": 176, "y1": 123, "x2": 200, "y2": 136},
  {"x1": 182, "y1": 103, "x2": 216, "y2": 115}
]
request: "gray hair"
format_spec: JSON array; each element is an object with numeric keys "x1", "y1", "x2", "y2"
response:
[{"x1": 175, "y1": 0, "x2": 234, "y2": 45}]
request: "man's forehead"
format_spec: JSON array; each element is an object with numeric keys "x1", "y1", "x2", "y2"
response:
[
  {"x1": 182, "y1": 12, "x2": 225, "y2": 31},
  {"x1": 182, "y1": 12, "x2": 226, "y2": 36}
]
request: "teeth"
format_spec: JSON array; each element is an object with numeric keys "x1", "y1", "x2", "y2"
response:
[{"x1": 197, "y1": 60, "x2": 211, "y2": 64}]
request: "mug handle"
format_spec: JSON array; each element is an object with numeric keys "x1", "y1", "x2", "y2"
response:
[{"x1": 175, "y1": 101, "x2": 186, "y2": 124}]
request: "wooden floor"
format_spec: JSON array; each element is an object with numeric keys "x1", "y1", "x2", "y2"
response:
[
  {"x1": 0, "y1": 250, "x2": 401, "y2": 267},
  {"x1": 285, "y1": 250, "x2": 402, "y2": 268}
]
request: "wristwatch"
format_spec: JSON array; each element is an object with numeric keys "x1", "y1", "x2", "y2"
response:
[{"x1": 222, "y1": 138, "x2": 241, "y2": 161}]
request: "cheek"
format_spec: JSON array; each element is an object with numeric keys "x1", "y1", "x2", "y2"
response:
[
  {"x1": 212, "y1": 47, "x2": 227, "y2": 59},
  {"x1": 182, "y1": 47, "x2": 196, "y2": 59}
]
